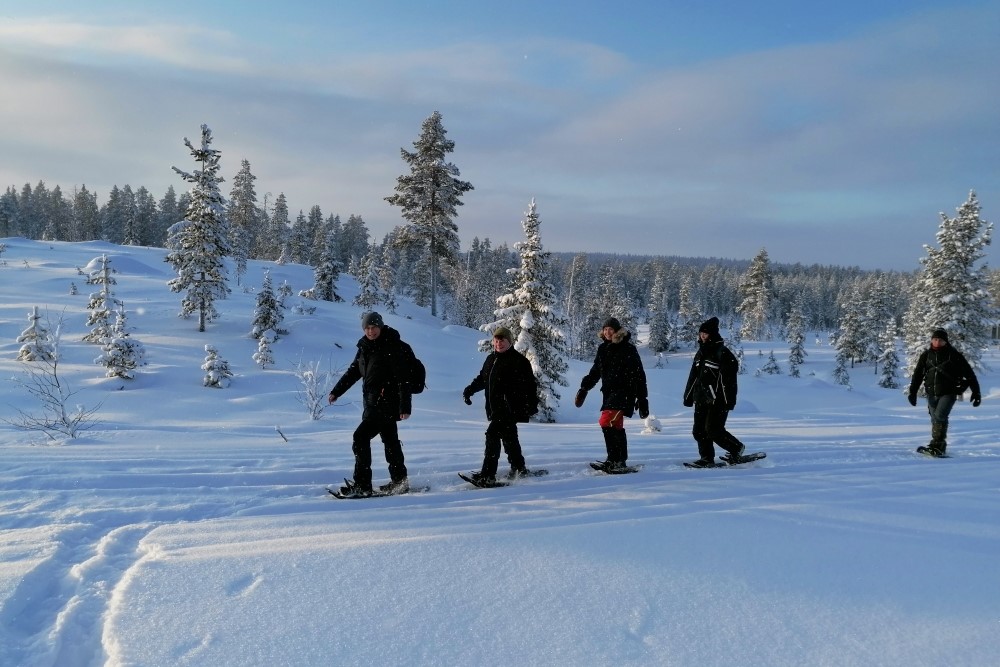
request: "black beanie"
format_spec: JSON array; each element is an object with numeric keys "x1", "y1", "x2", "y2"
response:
[
  {"x1": 361, "y1": 311, "x2": 384, "y2": 328},
  {"x1": 931, "y1": 328, "x2": 949, "y2": 342},
  {"x1": 699, "y1": 317, "x2": 720, "y2": 336},
  {"x1": 602, "y1": 317, "x2": 621, "y2": 331}
]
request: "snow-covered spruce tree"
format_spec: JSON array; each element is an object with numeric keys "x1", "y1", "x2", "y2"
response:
[
  {"x1": 755, "y1": 350, "x2": 782, "y2": 376},
  {"x1": 903, "y1": 190, "x2": 994, "y2": 374},
  {"x1": 353, "y1": 243, "x2": 382, "y2": 311},
  {"x1": 165, "y1": 124, "x2": 231, "y2": 332},
  {"x1": 481, "y1": 199, "x2": 569, "y2": 422},
  {"x1": 786, "y1": 296, "x2": 807, "y2": 378},
  {"x1": 833, "y1": 349, "x2": 851, "y2": 388},
  {"x1": 227, "y1": 159, "x2": 259, "y2": 286},
  {"x1": 252, "y1": 331, "x2": 275, "y2": 369},
  {"x1": 385, "y1": 111, "x2": 474, "y2": 317},
  {"x1": 265, "y1": 193, "x2": 291, "y2": 263},
  {"x1": 878, "y1": 318, "x2": 901, "y2": 389},
  {"x1": 17, "y1": 306, "x2": 55, "y2": 361},
  {"x1": 202, "y1": 345, "x2": 233, "y2": 388},
  {"x1": 310, "y1": 220, "x2": 343, "y2": 303},
  {"x1": 376, "y1": 244, "x2": 398, "y2": 313},
  {"x1": 95, "y1": 304, "x2": 145, "y2": 380},
  {"x1": 646, "y1": 266, "x2": 672, "y2": 356},
  {"x1": 677, "y1": 274, "x2": 703, "y2": 347},
  {"x1": 250, "y1": 269, "x2": 285, "y2": 340},
  {"x1": 737, "y1": 247, "x2": 773, "y2": 341},
  {"x1": 835, "y1": 288, "x2": 868, "y2": 367},
  {"x1": 82, "y1": 254, "x2": 120, "y2": 343}
]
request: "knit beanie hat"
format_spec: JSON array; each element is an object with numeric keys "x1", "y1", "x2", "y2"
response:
[
  {"x1": 931, "y1": 328, "x2": 949, "y2": 342},
  {"x1": 602, "y1": 317, "x2": 622, "y2": 331},
  {"x1": 493, "y1": 327, "x2": 513, "y2": 343},
  {"x1": 699, "y1": 317, "x2": 720, "y2": 336},
  {"x1": 361, "y1": 311, "x2": 384, "y2": 328}
]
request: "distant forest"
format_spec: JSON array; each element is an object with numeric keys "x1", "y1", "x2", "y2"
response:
[{"x1": 3, "y1": 178, "x2": 998, "y2": 366}]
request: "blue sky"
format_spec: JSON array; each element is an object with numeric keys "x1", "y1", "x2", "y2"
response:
[{"x1": 1, "y1": 1, "x2": 998, "y2": 270}]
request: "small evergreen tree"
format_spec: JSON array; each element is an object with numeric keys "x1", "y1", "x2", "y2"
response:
[
  {"x1": 877, "y1": 318, "x2": 901, "y2": 389},
  {"x1": 353, "y1": 243, "x2": 382, "y2": 311},
  {"x1": 17, "y1": 306, "x2": 55, "y2": 361},
  {"x1": 95, "y1": 304, "x2": 145, "y2": 379},
  {"x1": 833, "y1": 349, "x2": 851, "y2": 387},
  {"x1": 786, "y1": 296, "x2": 807, "y2": 377},
  {"x1": 737, "y1": 248, "x2": 772, "y2": 341},
  {"x1": 250, "y1": 270, "x2": 285, "y2": 339},
  {"x1": 252, "y1": 331, "x2": 275, "y2": 369},
  {"x1": 755, "y1": 350, "x2": 782, "y2": 376},
  {"x1": 82, "y1": 254, "x2": 120, "y2": 343},
  {"x1": 312, "y1": 224, "x2": 343, "y2": 302},
  {"x1": 202, "y1": 345, "x2": 233, "y2": 388}
]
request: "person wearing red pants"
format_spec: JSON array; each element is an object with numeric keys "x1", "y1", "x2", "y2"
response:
[{"x1": 575, "y1": 317, "x2": 648, "y2": 472}]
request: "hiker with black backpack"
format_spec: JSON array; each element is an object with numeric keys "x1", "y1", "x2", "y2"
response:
[
  {"x1": 328, "y1": 311, "x2": 419, "y2": 497},
  {"x1": 682, "y1": 316, "x2": 750, "y2": 468}
]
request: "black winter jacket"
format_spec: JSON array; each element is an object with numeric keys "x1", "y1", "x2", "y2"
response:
[
  {"x1": 580, "y1": 329, "x2": 647, "y2": 415},
  {"x1": 683, "y1": 334, "x2": 739, "y2": 410},
  {"x1": 909, "y1": 345, "x2": 980, "y2": 398},
  {"x1": 330, "y1": 325, "x2": 414, "y2": 419},
  {"x1": 465, "y1": 348, "x2": 539, "y2": 423}
]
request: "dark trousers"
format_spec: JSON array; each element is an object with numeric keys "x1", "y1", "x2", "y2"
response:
[
  {"x1": 692, "y1": 405, "x2": 745, "y2": 460},
  {"x1": 352, "y1": 414, "x2": 407, "y2": 487},
  {"x1": 481, "y1": 418, "x2": 525, "y2": 477},
  {"x1": 926, "y1": 393, "x2": 957, "y2": 426}
]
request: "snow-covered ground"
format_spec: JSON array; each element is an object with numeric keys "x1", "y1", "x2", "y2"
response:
[{"x1": 1, "y1": 238, "x2": 998, "y2": 667}]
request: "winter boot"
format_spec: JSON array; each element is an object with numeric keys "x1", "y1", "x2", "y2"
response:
[
  {"x1": 601, "y1": 427, "x2": 618, "y2": 467},
  {"x1": 931, "y1": 422, "x2": 948, "y2": 456},
  {"x1": 612, "y1": 428, "x2": 629, "y2": 466},
  {"x1": 379, "y1": 478, "x2": 410, "y2": 495}
]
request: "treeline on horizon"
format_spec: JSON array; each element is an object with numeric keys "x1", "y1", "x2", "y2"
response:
[{"x1": 2, "y1": 177, "x2": 997, "y2": 364}]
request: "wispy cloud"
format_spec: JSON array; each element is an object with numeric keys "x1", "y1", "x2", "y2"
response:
[{"x1": 0, "y1": 17, "x2": 249, "y2": 72}]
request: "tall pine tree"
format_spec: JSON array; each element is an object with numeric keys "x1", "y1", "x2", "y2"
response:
[
  {"x1": 385, "y1": 111, "x2": 473, "y2": 317},
  {"x1": 165, "y1": 124, "x2": 231, "y2": 332}
]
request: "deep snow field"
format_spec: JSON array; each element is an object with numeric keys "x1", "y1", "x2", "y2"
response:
[{"x1": 1, "y1": 238, "x2": 998, "y2": 667}]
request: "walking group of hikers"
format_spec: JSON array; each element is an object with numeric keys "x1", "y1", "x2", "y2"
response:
[{"x1": 328, "y1": 311, "x2": 982, "y2": 498}]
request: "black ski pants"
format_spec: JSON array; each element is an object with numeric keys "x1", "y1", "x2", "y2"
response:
[
  {"x1": 352, "y1": 413, "x2": 407, "y2": 487},
  {"x1": 481, "y1": 418, "x2": 525, "y2": 477},
  {"x1": 692, "y1": 405, "x2": 745, "y2": 460}
]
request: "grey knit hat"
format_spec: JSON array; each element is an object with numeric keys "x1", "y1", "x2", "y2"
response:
[{"x1": 361, "y1": 311, "x2": 384, "y2": 328}]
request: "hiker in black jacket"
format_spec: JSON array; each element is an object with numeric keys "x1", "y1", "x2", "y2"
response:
[
  {"x1": 328, "y1": 312, "x2": 414, "y2": 496},
  {"x1": 682, "y1": 316, "x2": 748, "y2": 467},
  {"x1": 462, "y1": 327, "x2": 539, "y2": 485},
  {"x1": 908, "y1": 328, "x2": 981, "y2": 457},
  {"x1": 575, "y1": 317, "x2": 648, "y2": 472}
]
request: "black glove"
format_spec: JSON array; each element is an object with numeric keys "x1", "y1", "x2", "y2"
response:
[
  {"x1": 726, "y1": 400, "x2": 737, "y2": 411},
  {"x1": 907, "y1": 393, "x2": 917, "y2": 407},
  {"x1": 574, "y1": 389, "x2": 587, "y2": 408},
  {"x1": 683, "y1": 397, "x2": 693, "y2": 408},
  {"x1": 462, "y1": 387, "x2": 473, "y2": 405},
  {"x1": 971, "y1": 394, "x2": 981, "y2": 407},
  {"x1": 636, "y1": 397, "x2": 649, "y2": 419}
]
